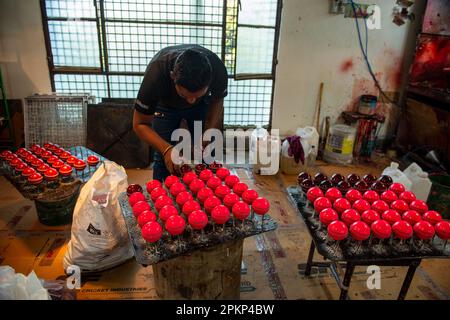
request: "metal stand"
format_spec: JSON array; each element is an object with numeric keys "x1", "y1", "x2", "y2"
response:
[{"x1": 302, "y1": 240, "x2": 422, "y2": 300}]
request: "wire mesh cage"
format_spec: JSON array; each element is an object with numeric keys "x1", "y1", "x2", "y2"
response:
[{"x1": 24, "y1": 93, "x2": 95, "y2": 148}]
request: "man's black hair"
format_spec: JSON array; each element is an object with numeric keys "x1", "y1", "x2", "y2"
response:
[{"x1": 172, "y1": 49, "x2": 212, "y2": 92}]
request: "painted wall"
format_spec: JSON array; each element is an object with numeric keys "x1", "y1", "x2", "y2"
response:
[
  {"x1": 271, "y1": 0, "x2": 425, "y2": 138},
  {"x1": 0, "y1": 0, "x2": 51, "y2": 99}
]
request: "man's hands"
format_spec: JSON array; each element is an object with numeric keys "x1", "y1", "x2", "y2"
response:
[{"x1": 163, "y1": 146, "x2": 182, "y2": 176}]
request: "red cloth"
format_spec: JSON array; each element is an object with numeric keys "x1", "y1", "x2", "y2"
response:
[{"x1": 286, "y1": 135, "x2": 305, "y2": 164}]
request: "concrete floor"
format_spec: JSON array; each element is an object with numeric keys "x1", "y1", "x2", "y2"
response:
[{"x1": 0, "y1": 159, "x2": 449, "y2": 300}]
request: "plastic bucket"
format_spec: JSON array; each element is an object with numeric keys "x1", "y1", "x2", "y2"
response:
[{"x1": 428, "y1": 174, "x2": 450, "y2": 219}]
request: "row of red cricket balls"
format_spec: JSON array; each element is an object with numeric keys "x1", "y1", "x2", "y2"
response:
[
  {"x1": 127, "y1": 167, "x2": 271, "y2": 243},
  {"x1": 306, "y1": 184, "x2": 450, "y2": 242},
  {"x1": 0, "y1": 143, "x2": 100, "y2": 185}
]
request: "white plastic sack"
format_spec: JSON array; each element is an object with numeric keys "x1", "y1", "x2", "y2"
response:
[
  {"x1": 0, "y1": 266, "x2": 50, "y2": 300},
  {"x1": 63, "y1": 160, "x2": 133, "y2": 272}
]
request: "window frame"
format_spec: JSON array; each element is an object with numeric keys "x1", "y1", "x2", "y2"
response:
[{"x1": 40, "y1": 0, "x2": 283, "y2": 129}]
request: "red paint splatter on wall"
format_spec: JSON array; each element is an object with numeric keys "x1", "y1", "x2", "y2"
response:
[{"x1": 340, "y1": 59, "x2": 354, "y2": 73}]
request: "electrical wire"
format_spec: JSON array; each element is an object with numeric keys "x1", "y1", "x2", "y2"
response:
[{"x1": 349, "y1": 0, "x2": 399, "y2": 106}]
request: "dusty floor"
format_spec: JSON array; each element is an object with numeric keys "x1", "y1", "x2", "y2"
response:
[{"x1": 0, "y1": 158, "x2": 449, "y2": 300}]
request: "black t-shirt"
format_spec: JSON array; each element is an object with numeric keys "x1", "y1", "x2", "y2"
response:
[{"x1": 134, "y1": 44, "x2": 228, "y2": 115}]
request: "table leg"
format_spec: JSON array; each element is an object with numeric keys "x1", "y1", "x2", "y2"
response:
[
  {"x1": 339, "y1": 262, "x2": 355, "y2": 300},
  {"x1": 397, "y1": 259, "x2": 421, "y2": 300},
  {"x1": 304, "y1": 241, "x2": 316, "y2": 276}
]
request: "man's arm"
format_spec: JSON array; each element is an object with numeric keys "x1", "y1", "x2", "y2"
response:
[
  {"x1": 133, "y1": 110, "x2": 176, "y2": 174},
  {"x1": 204, "y1": 97, "x2": 224, "y2": 131}
]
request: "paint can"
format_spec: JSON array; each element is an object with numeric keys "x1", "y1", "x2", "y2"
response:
[
  {"x1": 358, "y1": 95, "x2": 377, "y2": 115},
  {"x1": 323, "y1": 124, "x2": 356, "y2": 165}
]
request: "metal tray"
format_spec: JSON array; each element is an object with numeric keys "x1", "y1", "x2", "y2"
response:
[
  {"x1": 286, "y1": 186, "x2": 450, "y2": 262},
  {"x1": 119, "y1": 192, "x2": 278, "y2": 266}
]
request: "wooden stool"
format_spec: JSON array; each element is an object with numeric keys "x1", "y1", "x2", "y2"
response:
[{"x1": 152, "y1": 239, "x2": 243, "y2": 300}]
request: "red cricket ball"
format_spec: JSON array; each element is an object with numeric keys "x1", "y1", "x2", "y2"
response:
[
  {"x1": 242, "y1": 189, "x2": 259, "y2": 205},
  {"x1": 189, "y1": 178, "x2": 206, "y2": 195},
  {"x1": 371, "y1": 200, "x2": 390, "y2": 214},
  {"x1": 164, "y1": 175, "x2": 180, "y2": 189},
  {"x1": 165, "y1": 215, "x2": 186, "y2": 236},
  {"x1": 216, "y1": 167, "x2": 231, "y2": 181},
  {"x1": 137, "y1": 210, "x2": 157, "y2": 227},
  {"x1": 28, "y1": 172, "x2": 43, "y2": 185},
  {"x1": 211, "y1": 205, "x2": 231, "y2": 225},
  {"x1": 435, "y1": 221, "x2": 450, "y2": 240},
  {"x1": 128, "y1": 192, "x2": 146, "y2": 207},
  {"x1": 363, "y1": 190, "x2": 379, "y2": 204},
  {"x1": 341, "y1": 209, "x2": 361, "y2": 226},
  {"x1": 146, "y1": 180, "x2": 162, "y2": 193},
  {"x1": 169, "y1": 182, "x2": 186, "y2": 197},
  {"x1": 155, "y1": 195, "x2": 173, "y2": 212},
  {"x1": 314, "y1": 196, "x2": 332, "y2": 213},
  {"x1": 159, "y1": 205, "x2": 179, "y2": 222},
  {"x1": 233, "y1": 182, "x2": 248, "y2": 196},
  {"x1": 333, "y1": 198, "x2": 352, "y2": 215},
  {"x1": 182, "y1": 172, "x2": 197, "y2": 186},
  {"x1": 306, "y1": 187, "x2": 324, "y2": 203},
  {"x1": 327, "y1": 221, "x2": 348, "y2": 241},
  {"x1": 182, "y1": 200, "x2": 201, "y2": 217},
  {"x1": 132, "y1": 201, "x2": 151, "y2": 218},
  {"x1": 409, "y1": 200, "x2": 428, "y2": 215},
  {"x1": 199, "y1": 169, "x2": 214, "y2": 182},
  {"x1": 413, "y1": 220, "x2": 435, "y2": 240},
  {"x1": 422, "y1": 211, "x2": 442, "y2": 226},
  {"x1": 197, "y1": 187, "x2": 214, "y2": 204},
  {"x1": 176, "y1": 191, "x2": 194, "y2": 207},
  {"x1": 204, "y1": 196, "x2": 222, "y2": 214},
  {"x1": 150, "y1": 187, "x2": 167, "y2": 202},
  {"x1": 223, "y1": 193, "x2": 241, "y2": 209},
  {"x1": 345, "y1": 189, "x2": 362, "y2": 204},
  {"x1": 371, "y1": 219, "x2": 392, "y2": 239},
  {"x1": 215, "y1": 185, "x2": 231, "y2": 199},
  {"x1": 402, "y1": 210, "x2": 422, "y2": 226},
  {"x1": 252, "y1": 197, "x2": 270, "y2": 215},
  {"x1": 325, "y1": 187, "x2": 342, "y2": 204},
  {"x1": 141, "y1": 221, "x2": 163, "y2": 243},
  {"x1": 389, "y1": 182, "x2": 406, "y2": 196},
  {"x1": 361, "y1": 209, "x2": 380, "y2": 226},
  {"x1": 319, "y1": 208, "x2": 339, "y2": 226},
  {"x1": 232, "y1": 201, "x2": 251, "y2": 221},
  {"x1": 189, "y1": 210, "x2": 208, "y2": 230},
  {"x1": 399, "y1": 191, "x2": 416, "y2": 204},
  {"x1": 392, "y1": 220, "x2": 413, "y2": 240},
  {"x1": 390, "y1": 200, "x2": 410, "y2": 214},
  {"x1": 382, "y1": 209, "x2": 402, "y2": 225},
  {"x1": 206, "y1": 176, "x2": 222, "y2": 190},
  {"x1": 225, "y1": 175, "x2": 240, "y2": 188},
  {"x1": 74, "y1": 159, "x2": 86, "y2": 171},
  {"x1": 380, "y1": 190, "x2": 398, "y2": 204},
  {"x1": 350, "y1": 221, "x2": 371, "y2": 241},
  {"x1": 87, "y1": 155, "x2": 100, "y2": 166}
]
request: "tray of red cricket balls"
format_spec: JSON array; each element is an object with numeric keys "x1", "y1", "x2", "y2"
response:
[
  {"x1": 119, "y1": 162, "x2": 278, "y2": 266},
  {"x1": 287, "y1": 172, "x2": 450, "y2": 261},
  {"x1": 0, "y1": 143, "x2": 104, "y2": 200}
]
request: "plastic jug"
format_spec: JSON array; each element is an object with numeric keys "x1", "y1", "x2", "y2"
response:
[
  {"x1": 250, "y1": 127, "x2": 280, "y2": 175},
  {"x1": 382, "y1": 162, "x2": 412, "y2": 190},
  {"x1": 403, "y1": 163, "x2": 432, "y2": 201},
  {"x1": 296, "y1": 126, "x2": 319, "y2": 158}
]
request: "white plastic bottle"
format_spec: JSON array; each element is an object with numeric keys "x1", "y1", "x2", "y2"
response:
[
  {"x1": 382, "y1": 162, "x2": 413, "y2": 190},
  {"x1": 403, "y1": 163, "x2": 432, "y2": 201}
]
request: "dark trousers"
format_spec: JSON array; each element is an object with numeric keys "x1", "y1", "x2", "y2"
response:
[{"x1": 152, "y1": 102, "x2": 208, "y2": 181}]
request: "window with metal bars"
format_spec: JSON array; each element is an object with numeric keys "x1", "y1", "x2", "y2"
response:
[{"x1": 41, "y1": 0, "x2": 282, "y2": 127}]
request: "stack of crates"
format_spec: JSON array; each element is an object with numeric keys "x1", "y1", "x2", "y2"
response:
[{"x1": 24, "y1": 94, "x2": 95, "y2": 148}]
